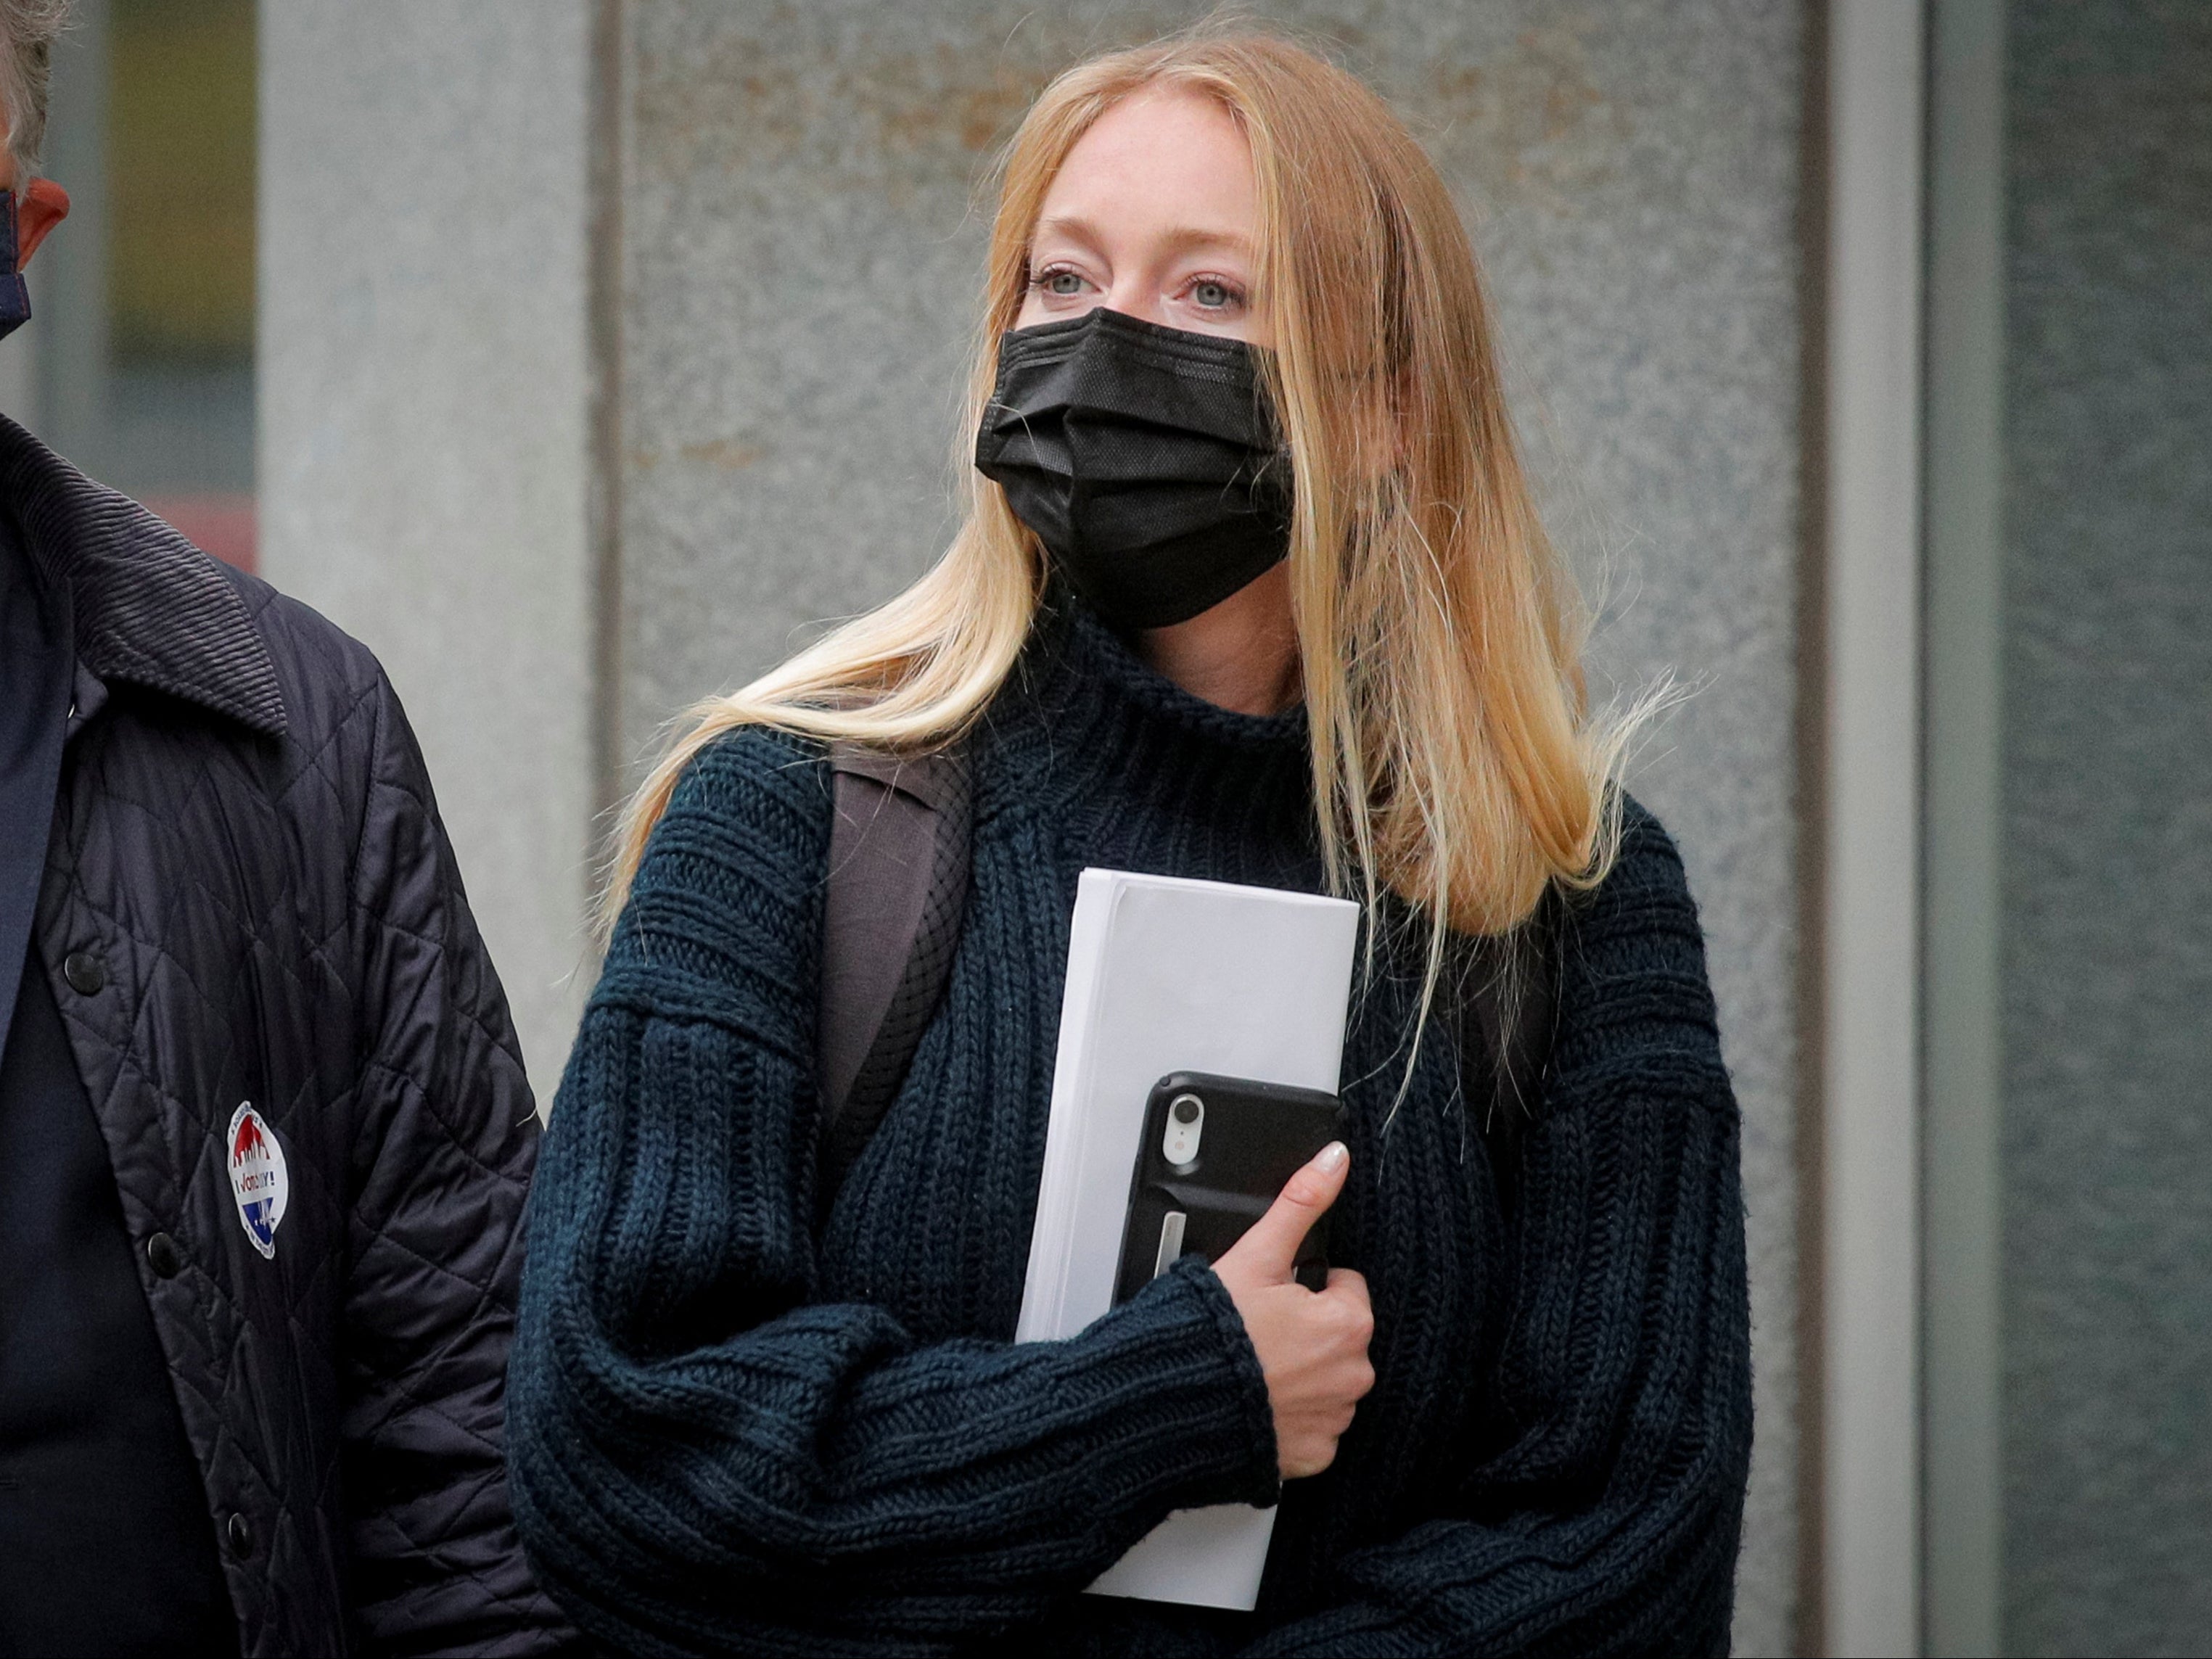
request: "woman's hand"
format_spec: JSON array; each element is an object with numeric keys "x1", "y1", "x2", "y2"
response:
[{"x1": 1211, "y1": 1141, "x2": 1376, "y2": 1478}]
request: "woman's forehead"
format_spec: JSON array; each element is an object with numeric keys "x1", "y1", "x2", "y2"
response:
[{"x1": 1035, "y1": 86, "x2": 1256, "y2": 240}]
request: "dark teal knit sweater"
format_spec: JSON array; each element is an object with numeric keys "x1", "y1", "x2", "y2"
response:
[{"x1": 509, "y1": 600, "x2": 1751, "y2": 1658}]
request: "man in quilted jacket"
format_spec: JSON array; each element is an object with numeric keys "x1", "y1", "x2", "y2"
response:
[{"x1": 0, "y1": 7, "x2": 579, "y2": 1655}]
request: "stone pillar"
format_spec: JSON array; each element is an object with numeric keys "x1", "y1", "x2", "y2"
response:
[
  {"x1": 1996, "y1": 3, "x2": 2212, "y2": 1648},
  {"x1": 259, "y1": 0, "x2": 600, "y2": 1098}
]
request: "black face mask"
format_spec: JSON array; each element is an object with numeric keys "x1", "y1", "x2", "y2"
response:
[{"x1": 974, "y1": 307, "x2": 1292, "y2": 630}]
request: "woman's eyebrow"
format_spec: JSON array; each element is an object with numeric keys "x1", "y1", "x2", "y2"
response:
[
  {"x1": 1031, "y1": 215, "x2": 1109, "y2": 258},
  {"x1": 1032, "y1": 215, "x2": 1254, "y2": 263},
  {"x1": 1153, "y1": 225, "x2": 1255, "y2": 262}
]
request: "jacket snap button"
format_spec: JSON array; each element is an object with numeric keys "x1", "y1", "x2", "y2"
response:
[
  {"x1": 147, "y1": 1232, "x2": 182, "y2": 1279},
  {"x1": 226, "y1": 1512, "x2": 253, "y2": 1558},
  {"x1": 62, "y1": 951, "x2": 105, "y2": 995}
]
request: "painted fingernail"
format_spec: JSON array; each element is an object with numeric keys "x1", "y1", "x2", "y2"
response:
[{"x1": 1314, "y1": 1141, "x2": 1348, "y2": 1173}]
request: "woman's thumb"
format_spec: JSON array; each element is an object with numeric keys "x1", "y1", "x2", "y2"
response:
[{"x1": 1227, "y1": 1140, "x2": 1349, "y2": 1283}]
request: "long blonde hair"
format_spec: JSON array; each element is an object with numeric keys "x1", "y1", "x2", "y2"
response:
[{"x1": 606, "y1": 24, "x2": 1628, "y2": 971}]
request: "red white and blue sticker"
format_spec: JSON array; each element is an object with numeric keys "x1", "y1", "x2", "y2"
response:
[{"x1": 227, "y1": 1102, "x2": 289, "y2": 1259}]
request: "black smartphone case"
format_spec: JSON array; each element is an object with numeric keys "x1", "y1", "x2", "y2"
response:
[{"x1": 1114, "y1": 1071, "x2": 1346, "y2": 1304}]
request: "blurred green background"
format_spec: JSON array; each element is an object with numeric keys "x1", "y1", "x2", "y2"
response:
[
  {"x1": 108, "y1": 0, "x2": 255, "y2": 366},
  {"x1": 13, "y1": 0, "x2": 258, "y2": 561}
]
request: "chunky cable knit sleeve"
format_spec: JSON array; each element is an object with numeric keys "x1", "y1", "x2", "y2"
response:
[
  {"x1": 506, "y1": 728, "x2": 1279, "y2": 1659},
  {"x1": 1243, "y1": 804, "x2": 1753, "y2": 1658}
]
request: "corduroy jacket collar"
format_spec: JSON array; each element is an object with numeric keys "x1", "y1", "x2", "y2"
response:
[{"x1": 0, "y1": 413, "x2": 285, "y2": 737}]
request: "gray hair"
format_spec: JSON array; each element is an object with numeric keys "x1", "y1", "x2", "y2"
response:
[{"x1": 0, "y1": 0, "x2": 70, "y2": 184}]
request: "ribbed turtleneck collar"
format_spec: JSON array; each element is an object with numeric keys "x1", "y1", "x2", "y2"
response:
[{"x1": 978, "y1": 592, "x2": 1315, "y2": 863}]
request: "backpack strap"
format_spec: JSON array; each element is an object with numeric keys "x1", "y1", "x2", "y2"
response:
[
  {"x1": 818, "y1": 741, "x2": 971, "y2": 1200},
  {"x1": 1452, "y1": 891, "x2": 1563, "y2": 1219}
]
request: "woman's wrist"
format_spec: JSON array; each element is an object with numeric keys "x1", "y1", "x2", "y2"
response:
[
  {"x1": 1097, "y1": 1256, "x2": 1281, "y2": 1511},
  {"x1": 1178, "y1": 1257, "x2": 1283, "y2": 1501}
]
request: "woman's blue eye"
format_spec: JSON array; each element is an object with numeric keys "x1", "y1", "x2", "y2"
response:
[
  {"x1": 1045, "y1": 270, "x2": 1084, "y2": 296},
  {"x1": 1193, "y1": 281, "x2": 1234, "y2": 310}
]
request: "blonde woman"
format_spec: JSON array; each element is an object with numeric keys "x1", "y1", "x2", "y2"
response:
[{"x1": 511, "y1": 27, "x2": 1750, "y2": 1657}]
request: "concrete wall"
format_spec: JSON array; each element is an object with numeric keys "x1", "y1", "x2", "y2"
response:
[
  {"x1": 2000, "y1": 3, "x2": 2212, "y2": 1650},
  {"x1": 615, "y1": 4, "x2": 1811, "y2": 1649},
  {"x1": 259, "y1": 1, "x2": 599, "y2": 1099}
]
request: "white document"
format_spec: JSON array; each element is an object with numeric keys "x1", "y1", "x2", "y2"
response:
[{"x1": 1016, "y1": 868, "x2": 1359, "y2": 1610}]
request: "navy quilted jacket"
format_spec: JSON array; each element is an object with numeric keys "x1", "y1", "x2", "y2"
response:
[{"x1": 6, "y1": 419, "x2": 579, "y2": 1658}]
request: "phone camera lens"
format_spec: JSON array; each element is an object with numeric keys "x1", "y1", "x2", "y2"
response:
[{"x1": 1163, "y1": 1092, "x2": 1205, "y2": 1169}]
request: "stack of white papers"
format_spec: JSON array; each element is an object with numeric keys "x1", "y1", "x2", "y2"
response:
[{"x1": 1016, "y1": 868, "x2": 1359, "y2": 1610}]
